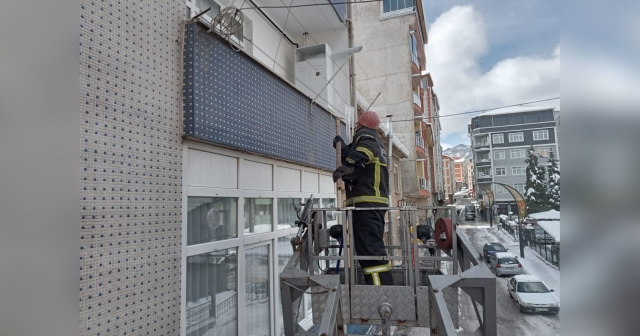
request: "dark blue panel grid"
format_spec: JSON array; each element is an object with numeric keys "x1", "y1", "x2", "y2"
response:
[
  {"x1": 329, "y1": 0, "x2": 347, "y2": 22},
  {"x1": 183, "y1": 23, "x2": 346, "y2": 171}
]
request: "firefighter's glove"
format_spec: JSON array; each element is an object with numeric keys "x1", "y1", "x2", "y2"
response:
[
  {"x1": 333, "y1": 135, "x2": 345, "y2": 149},
  {"x1": 333, "y1": 165, "x2": 354, "y2": 182}
]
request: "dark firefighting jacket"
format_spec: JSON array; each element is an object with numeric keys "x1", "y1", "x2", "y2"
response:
[{"x1": 340, "y1": 127, "x2": 390, "y2": 207}]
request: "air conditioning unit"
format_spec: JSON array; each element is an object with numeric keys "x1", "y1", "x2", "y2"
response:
[{"x1": 295, "y1": 44, "x2": 334, "y2": 111}]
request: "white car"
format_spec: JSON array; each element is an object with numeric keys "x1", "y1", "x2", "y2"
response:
[
  {"x1": 508, "y1": 275, "x2": 559, "y2": 314},
  {"x1": 489, "y1": 252, "x2": 524, "y2": 276}
]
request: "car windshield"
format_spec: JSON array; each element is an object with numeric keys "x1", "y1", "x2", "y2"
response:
[
  {"x1": 486, "y1": 245, "x2": 506, "y2": 252},
  {"x1": 498, "y1": 257, "x2": 518, "y2": 265},
  {"x1": 517, "y1": 282, "x2": 549, "y2": 293}
]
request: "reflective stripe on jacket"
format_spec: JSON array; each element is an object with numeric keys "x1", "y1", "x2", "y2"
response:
[{"x1": 341, "y1": 127, "x2": 389, "y2": 207}]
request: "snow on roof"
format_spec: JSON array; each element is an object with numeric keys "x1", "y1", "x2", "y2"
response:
[
  {"x1": 529, "y1": 210, "x2": 560, "y2": 220},
  {"x1": 537, "y1": 220, "x2": 560, "y2": 242},
  {"x1": 514, "y1": 275, "x2": 541, "y2": 282},
  {"x1": 494, "y1": 252, "x2": 516, "y2": 259},
  {"x1": 477, "y1": 106, "x2": 555, "y2": 117},
  {"x1": 356, "y1": 93, "x2": 411, "y2": 158},
  {"x1": 454, "y1": 158, "x2": 465, "y2": 163}
]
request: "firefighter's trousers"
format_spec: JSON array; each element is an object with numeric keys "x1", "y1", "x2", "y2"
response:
[{"x1": 352, "y1": 209, "x2": 394, "y2": 286}]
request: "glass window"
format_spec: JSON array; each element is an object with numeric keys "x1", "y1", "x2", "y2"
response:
[
  {"x1": 393, "y1": 165, "x2": 400, "y2": 193},
  {"x1": 517, "y1": 282, "x2": 549, "y2": 293},
  {"x1": 277, "y1": 235, "x2": 296, "y2": 336},
  {"x1": 535, "y1": 147, "x2": 551, "y2": 157},
  {"x1": 496, "y1": 185, "x2": 507, "y2": 194},
  {"x1": 186, "y1": 248, "x2": 238, "y2": 336},
  {"x1": 383, "y1": 0, "x2": 415, "y2": 13},
  {"x1": 492, "y1": 134, "x2": 504, "y2": 144},
  {"x1": 244, "y1": 198, "x2": 273, "y2": 236},
  {"x1": 510, "y1": 149, "x2": 525, "y2": 159},
  {"x1": 493, "y1": 150, "x2": 505, "y2": 160},
  {"x1": 188, "y1": 197, "x2": 238, "y2": 245},
  {"x1": 514, "y1": 183, "x2": 526, "y2": 193},
  {"x1": 277, "y1": 198, "x2": 301, "y2": 230},
  {"x1": 508, "y1": 132, "x2": 524, "y2": 142},
  {"x1": 533, "y1": 130, "x2": 549, "y2": 141},
  {"x1": 495, "y1": 167, "x2": 506, "y2": 176},
  {"x1": 245, "y1": 245, "x2": 270, "y2": 336},
  {"x1": 322, "y1": 198, "x2": 338, "y2": 222},
  {"x1": 511, "y1": 167, "x2": 525, "y2": 175},
  {"x1": 498, "y1": 257, "x2": 518, "y2": 265}
]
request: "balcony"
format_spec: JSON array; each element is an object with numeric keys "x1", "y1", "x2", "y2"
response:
[
  {"x1": 474, "y1": 141, "x2": 490, "y2": 150},
  {"x1": 413, "y1": 91, "x2": 422, "y2": 108},
  {"x1": 476, "y1": 172, "x2": 492, "y2": 183},
  {"x1": 475, "y1": 159, "x2": 492, "y2": 167},
  {"x1": 415, "y1": 133, "x2": 425, "y2": 150}
]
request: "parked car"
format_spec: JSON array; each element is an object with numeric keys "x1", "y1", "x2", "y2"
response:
[
  {"x1": 464, "y1": 204, "x2": 476, "y2": 221},
  {"x1": 489, "y1": 252, "x2": 524, "y2": 276},
  {"x1": 508, "y1": 275, "x2": 559, "y2": 314},
  {"x1": 482, "y1": 242, "x2": 507, "y2": 262}
]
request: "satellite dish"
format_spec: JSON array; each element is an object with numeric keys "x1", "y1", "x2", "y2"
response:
[{"x1": 206, "y1": 208, "x2": 221, "y2": 230}]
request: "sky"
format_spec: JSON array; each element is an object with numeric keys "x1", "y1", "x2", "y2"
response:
[{"x1": 421, "y1": 1, "x2": 560, "y2": 150}]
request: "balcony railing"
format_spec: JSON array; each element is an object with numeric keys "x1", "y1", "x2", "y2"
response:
[
  {"x1": 475, "y1": 141, "x2": 489, "y2": 147},
  {"x1": 418, "y1": 177, "x2": 428, "y2": 190},
  {"x1": 411, "y1": 52, "x2": 419, "y2": 68},
  {"x1": 413, "y1": 91, "x2": 421, "y2": 108},
  {"x1": 415, "y1": 133, "x2": 425, "y2": 149}
]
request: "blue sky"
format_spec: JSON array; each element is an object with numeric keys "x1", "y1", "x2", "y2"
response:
[{"x1": 421, "y1": 1, "x2": 560, "y2": 149}]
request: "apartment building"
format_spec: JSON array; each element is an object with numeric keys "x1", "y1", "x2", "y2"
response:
[
  {"x1": 423, "y1": 73, "x2": 445, "y2": 202},
  {"x1": 469, "y1": 106, "x2": 559, "y2": 215},
  {"x1": 442, "y1": 155, "x2": 456, "y2": 201},
  {"x1": 79, "y1": 0, "x2": 355, "y2": 335},
  {"x1": 454, "y1": 157, "x2": 466, "y2": 189},
  {"x1": 466, "y1": 159, "x2": 474, "y2": 191},
  {"x1": 352, "y1": 0, "x2": 433, "y2": 207}
]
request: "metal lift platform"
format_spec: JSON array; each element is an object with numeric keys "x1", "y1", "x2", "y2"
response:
[{"x1": 279, "y1": 197, "x2": 497, "y2": 336}]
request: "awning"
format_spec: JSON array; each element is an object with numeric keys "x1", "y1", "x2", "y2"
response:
[{"x1": 537, "y1": 220, "x2": 560, "y2": 242}]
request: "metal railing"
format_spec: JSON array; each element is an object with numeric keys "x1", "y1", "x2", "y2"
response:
[
  {"x1": 187, "y1": 300, "x2": 214, "y2": 329},
  {"x1": 413, "y1": 91, "x2": 422, "y2": 108},
  {"x1": 279, "y1": 201, "x2": 497, "y2": 336}
]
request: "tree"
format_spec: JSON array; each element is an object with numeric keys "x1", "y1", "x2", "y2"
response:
[
  {"x1": 546, "y1": 150, "x2": 560, "y2": 210},
  {"x1": 524, "y1": 146, "x2": 549, "y2": 214}
]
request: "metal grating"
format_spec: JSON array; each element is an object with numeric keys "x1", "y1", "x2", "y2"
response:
[
  {"x1": 311, "y1": 285, "x2": 351, "y2": 324},
  {"x1": 443, "y1": 287, "x2": 459, "y2": 328},
  {"x1": 350, "y1": 286, "x2": 416, "y2": 323},
  {"x1": 183, "y1": 23, "x2": 346, "y2": 171}
]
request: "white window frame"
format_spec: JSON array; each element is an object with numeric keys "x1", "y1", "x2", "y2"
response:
[
  {"x1": 511, "y1": 166, "x2": 526, "y2": 176},
  {"x1": 510, "y1": 149, "x2": 526, "y2": 159},
  {"x1": 181, "y1": 142, "x2": 338, "y2": 336},
  {"x1": 508, "y1": 132, "x2": 524, "y2": 143},
  {"x1": 513, "y1": 183, "x2": 526, "y2": 194},
  {"x1": 493, "y1": 150, "x2": 505, "y2": 160},
  {"x1": 535, "y1": 147, "x2": 551, "y2": 157},
  {"x1": 495, "y1": 184, "x2": 507, "y2": 194},
  {"x1": 380, "y1": 0, "x2": 416, "y2": 19},
  {"x1": 495, "y1": 167, "x2": 507, "y2": 176},
  {"x1": 533, "y1": 130, "x2": 549, "y2": 141},
  {"x1": 492, "y1": 134, "x2": 504, "y2": 144}
]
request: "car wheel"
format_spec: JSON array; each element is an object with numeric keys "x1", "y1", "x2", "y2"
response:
[{"x1": 519, "y1": 304, "x2": 526, "y2": 313}]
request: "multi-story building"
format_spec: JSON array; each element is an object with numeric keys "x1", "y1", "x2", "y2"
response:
[
  {"x1": 79, "y1": 0, "x2": 355, "y2": 335},
  {"x1": 469, "y1": 106, "x2": 559, "y2": 215},
  {"x1": 466, "y1": 159, "x2": 475, "y2": 191},
  {"x1": 423, "y1": 73, "x2": 445, "y2": 202},
  {"x1": 454, "y1": 157, "x2": 466, "y2": 190},
  {"x1": 442, "y1": 155, "x2": 455, "y2": 201},
  {"x1": 352, "y1": 0, "x2": 433, "y2": 207}
]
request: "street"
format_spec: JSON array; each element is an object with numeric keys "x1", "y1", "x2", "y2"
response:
[{"x1": 456, "y1": 198, "x2": 560, "y2": 336}]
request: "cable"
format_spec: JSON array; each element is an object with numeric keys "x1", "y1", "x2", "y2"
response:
[
  {"x1": 282, "y1": 280, "x2": 331, "y2": 295},
  {"x1": 388, "y1": 97, "x2": 561, "y2": 122},
  {"x1": 238, "y1": 0, "x2": 384, "y2": 11}
]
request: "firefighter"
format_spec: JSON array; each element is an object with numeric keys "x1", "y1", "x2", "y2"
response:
[{"x1": 332, "y1": 111, "x2": 393, "y2": 286}]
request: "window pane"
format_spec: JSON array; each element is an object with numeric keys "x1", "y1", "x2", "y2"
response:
[
  {"x1": 383, "y1": 0, "x2": 391, "y2": 12},
  {"x1": 188, "y1": 197, "x2": 238, "y2": 245},
  {"x1": 277, "y1": 198, "x2": 301, "y2": 230},
  {"x1": 186, "y1": 248, "x2": 238, "y2": 336},
  {"x1": 246, "y1": 245, "x2": 270, "y2": 336},
  {"x1": 277, "y1": 235, "x2": 296, "y2": 336},
  {"x1": 245, "y1": 198, "x2": 273, "y2": 236},
  {"x1": 322, "y1": 198, "x2": 337, "y2": 222}
]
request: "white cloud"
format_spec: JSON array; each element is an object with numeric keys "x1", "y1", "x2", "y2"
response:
[{"x1": 425, "y1": 6, "x2": 560, "y2": 138}]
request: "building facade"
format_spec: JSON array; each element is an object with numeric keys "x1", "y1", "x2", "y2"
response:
[
  {"x1": 352, "y1": 0, "x2": 433, "y2": 207},
  {"x1": 454, "y1": 157, "x2": 466, "y2": 188},
  {"x1": 469, "y1": 106, "x2": 559, "y2": 215},
  {"x1": 424, "y1": 74, "x2": 445, "y2": 202},
  {"x1": 80, "y1": 0, "x2": 352, "y2": 335},
  {"x1": 442, "y1": 155, "x2": 455, "y2": 201},
  {"x1": 466, "y1": 159, "x2": 474, "y2": 191}
]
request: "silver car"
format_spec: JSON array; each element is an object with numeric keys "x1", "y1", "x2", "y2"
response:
[
  {"x1": 489, "y1": 252, "x2": 524, "y2": 276},
  {"x1": 508, "y1": 275, "x2": 559, "y2": 314}
]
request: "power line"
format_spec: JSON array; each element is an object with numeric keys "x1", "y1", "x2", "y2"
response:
[
  {"x1": 238, "y1": 0, "x2": 383, "y2": 11},
  {"x1": 388, "y1": 97, "x2": 561, "y2": 122}
]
